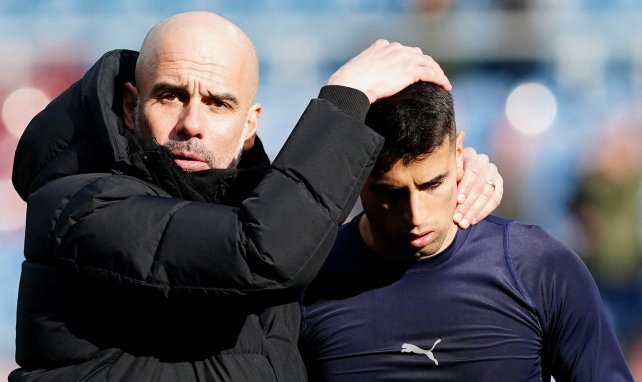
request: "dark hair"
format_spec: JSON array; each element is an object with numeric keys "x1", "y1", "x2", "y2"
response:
[{"x1": 365, "y1": 81, "x2": 455, "y2": 175}]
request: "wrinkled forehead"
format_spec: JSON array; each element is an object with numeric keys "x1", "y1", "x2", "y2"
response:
[
  {"x1": 137, "y1": 20, "x2": 258, "y2": 101},
  {"x1": 155, "y1": 40, "x2": 244, "y2": 79},
  {"x1": 158, "y1": 21, "x2": 248, "y2": 60}
]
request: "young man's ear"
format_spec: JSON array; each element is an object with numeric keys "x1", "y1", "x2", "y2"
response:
[
  {"x1": 456, "y1": 131, "x2": 465, "y2": 181},
  {"x1": 242, "y1": 103, "x2": 262, "y2": 151},
  {"x1": 122, "y1": 82, "x2": 138, "y2": 131}
]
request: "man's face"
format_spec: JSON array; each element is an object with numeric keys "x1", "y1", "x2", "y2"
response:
[
  {"x1": 360, "y1": 132, "x2": 463, "y2": 261},
  {"x1": 130, "y1": 40, "x2": 260, "y2": 171}
]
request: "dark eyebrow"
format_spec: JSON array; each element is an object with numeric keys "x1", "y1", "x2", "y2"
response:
[
  {"x1": 370, "y1": 183, "x2": 407, "y2": 198},
  {"x1": 150, "y1": 82, "x2": 188, "y2": 97},
  {"x1": 418, "y1": 173, "x2": 447, "y2": 189},
  {"x1": 373, "y1": 171, "x2": 448, "y2": 189},
  {"x1": 149, "y1": 83, "x2": 240, "y2": 109},
  {"x1": 205, "y1": 91, "x2": 240, "y2": 108}
]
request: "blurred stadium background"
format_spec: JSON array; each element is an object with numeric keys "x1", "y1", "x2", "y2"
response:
[{"x1": 1, "y1": 0, "x2": 642, "y2": 379}]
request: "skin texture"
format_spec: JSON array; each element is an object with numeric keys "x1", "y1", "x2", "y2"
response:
[
  {"x1": 359, "y1": 132, "x2": 464, "y2": 261},
  {"x1": 122, "y1": 11, "x2": 261, "y2": 170}
]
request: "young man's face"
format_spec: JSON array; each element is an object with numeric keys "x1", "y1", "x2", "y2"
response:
[{"x1": 359, "y1": 132, "x2": 464, "y2": 261}]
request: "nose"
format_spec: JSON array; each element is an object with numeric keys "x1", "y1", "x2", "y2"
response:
[
  {"x1": 405, "y1": 191, "x2": 429, "y2": 229},
  {"x1": 174, "y1": 101, "x2": 204, "y2": 140}
]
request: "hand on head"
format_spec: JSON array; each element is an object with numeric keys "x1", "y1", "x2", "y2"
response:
[
  {"x1": 337, "y1": 41, "x2": 502, "y2": 228},
  {"x1": 327, "y1": 39, "x2": 452, "y2": 104}
]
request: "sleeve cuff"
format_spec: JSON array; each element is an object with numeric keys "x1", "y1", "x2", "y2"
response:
[{"x1": 318, "y1": 85, "x2": 370, "y2": 122}]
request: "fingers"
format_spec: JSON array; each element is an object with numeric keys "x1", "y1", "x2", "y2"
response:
[
  {"x1": 327, "y1": 39, "x2": 451, "y2": 103},
  {"x1": 415, "y1": 54, "x2": 452, "y2": 91},
  {"x1": 463, "y1": 162, "x2": 501, "y2": 226},
  {"x1": 397, "y1": 48, "x2": 450, "y2": 90},
  {"x1": 473, "y1": 170, "x2": 503, "y2": 223},
  {"x1": 455, "y1": 147, "x2": 483, "y2": 204},
  {"x1": 453, "y1": 148, "x2": 496, "y2": 228}
]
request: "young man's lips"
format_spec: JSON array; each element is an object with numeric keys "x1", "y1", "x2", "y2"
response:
[{"x1": 408, "y1": 231, "x2": 435, "y2": 248}]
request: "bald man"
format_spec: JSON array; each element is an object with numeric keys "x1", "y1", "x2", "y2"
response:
[{"x1": 11, "y1": 12, "x2": 501, "y2": 381}]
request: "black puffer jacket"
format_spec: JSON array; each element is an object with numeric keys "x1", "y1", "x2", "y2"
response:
[{"x1": 11, "y1": 50, "x2": 382, "y2": 381}]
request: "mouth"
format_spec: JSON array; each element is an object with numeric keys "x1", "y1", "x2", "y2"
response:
[
  {"x1": 171, "y1": 150, "x2": 210, "y2": 171},
  {"x1": 406, "y1": 230, "x2": 436, "y2": 249}
]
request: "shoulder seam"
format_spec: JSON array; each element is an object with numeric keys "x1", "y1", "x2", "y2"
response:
[{"x1": 502, "y1": 221, "x2": 538, "y2": 311}]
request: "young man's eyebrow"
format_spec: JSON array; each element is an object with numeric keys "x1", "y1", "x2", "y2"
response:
[
  {"x1": 373, "y1": 172, "x2": 448, "y2": 189},
  {"x1": 418, "y1": 173, "x2": 447, "y2": 188}
]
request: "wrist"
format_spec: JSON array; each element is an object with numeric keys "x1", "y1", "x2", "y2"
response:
[
  {"x1": 327, "y1": 76, "x2": 373, "y2": 103},
  {"x1": 318, "y1": 85, "x2": 370, "y2": 121}
]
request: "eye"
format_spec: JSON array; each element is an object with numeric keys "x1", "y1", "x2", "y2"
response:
[
  {"x1": 419, "y1": 181, "x2": 442, "y2": 192},
  {"x1": 372, "y1": 185, "x2": 406, "y2": 199},
  {"x1": 160, "y1": 92, "x2": 178, "y2": 102},
  {"x1": 204, "y1": 97, "x2": 230, "y2": 109}
]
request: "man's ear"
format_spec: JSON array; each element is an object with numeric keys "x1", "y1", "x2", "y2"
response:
[
  {"x1": 456, "y1": 131, "x2": 465, "y2": 181},
  {"x1": 122, "y1": 82, "x2": 139, "y2": 131},
  {"x1": 242, "y1": 103, "x2": 262, "y2": 151}
]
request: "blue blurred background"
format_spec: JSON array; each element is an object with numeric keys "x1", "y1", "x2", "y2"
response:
[{"x1": 1, "y1": 0, "x2": 642, "y2": 379}]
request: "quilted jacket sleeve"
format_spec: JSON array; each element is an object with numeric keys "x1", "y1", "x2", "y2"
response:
[{"x1": 25, "y1": 97, "x2": 382, "y2": 304}]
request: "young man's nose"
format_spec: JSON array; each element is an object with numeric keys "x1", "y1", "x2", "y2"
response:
[{"x1": 405, "y1": 192, "x2": 429, "y2": 228}]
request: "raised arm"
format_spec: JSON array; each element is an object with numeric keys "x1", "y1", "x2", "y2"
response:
[{"x1": 26, "y1": 40, "x2": 453, "y2": 304}]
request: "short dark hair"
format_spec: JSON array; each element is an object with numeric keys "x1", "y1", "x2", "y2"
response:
[{"x1": 365, "y1": 81, "x2": 455, "y2": 175}]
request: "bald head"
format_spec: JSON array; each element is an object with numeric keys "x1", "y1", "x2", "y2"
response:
[
  {"x1": 136, "y1": 11, "x2": 259, "y2": 102},
  {"x1": 122, "y1": 11, "x2": 263, "y2": 171}
]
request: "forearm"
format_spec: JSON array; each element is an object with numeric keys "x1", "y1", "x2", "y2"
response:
[{"x1": 30, "y1": 97, "x2": 382, "y2": 303}]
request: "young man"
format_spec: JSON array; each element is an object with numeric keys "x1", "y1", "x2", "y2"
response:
[
  {"x1": 11, "y1": 11, "x2": 501, "y2": 382},
  {"x1": 300, "y1": 82, "x2": 633, "y2": 381}
]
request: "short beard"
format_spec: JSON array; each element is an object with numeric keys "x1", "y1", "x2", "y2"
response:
[{"x1": 134, "y1": 98, "x2": 246, "y2": 171}]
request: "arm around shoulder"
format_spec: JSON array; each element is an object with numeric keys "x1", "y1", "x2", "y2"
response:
[{"x1": 28, "y1": 90, "x2": 384, "y2": 305}]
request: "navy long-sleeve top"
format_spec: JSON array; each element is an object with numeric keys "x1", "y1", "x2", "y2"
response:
[{"x1": 301, "y1": 215, "x2": 633, "y2": 381}]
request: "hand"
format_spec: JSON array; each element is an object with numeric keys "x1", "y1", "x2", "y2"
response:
[
  {"x1": 327, "y1": 39, "x2": 452, "y2": 104},
  {"x1": 454, "y1": 147, "x2": 503, "y2": 228}
]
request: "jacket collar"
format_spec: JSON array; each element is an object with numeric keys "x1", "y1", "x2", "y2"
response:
[{"x1": 12, "y1": 49, "x2": 271, "y2": 203}]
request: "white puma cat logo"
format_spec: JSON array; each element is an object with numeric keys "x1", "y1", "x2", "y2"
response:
[{"x1": 401, "y1": 339, "x2": 441, "y2": 366}]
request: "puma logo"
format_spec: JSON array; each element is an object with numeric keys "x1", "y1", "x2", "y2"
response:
[{"x1": 401, "y1": 339, "x2": 441, "y2": 366}]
